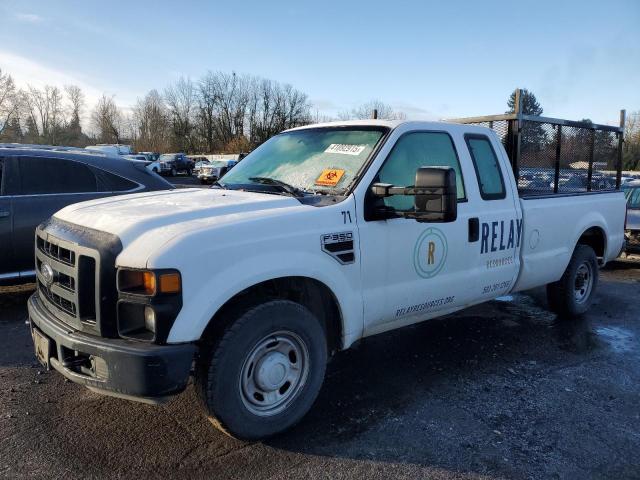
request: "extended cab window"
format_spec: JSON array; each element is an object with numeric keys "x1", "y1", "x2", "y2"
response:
[
  {"x1": 465, "y1": 135, "x2": 506, "y2": 200},
  {"x1": 376, "y1": 131, "x2": 465, "y2": 212},
  {"x1": 19, "y1": 157, "x2": 97, "y2": 195}
]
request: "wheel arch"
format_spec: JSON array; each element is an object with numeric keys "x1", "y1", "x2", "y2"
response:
[
  {"x1": 199, "y1": 276, "x2": 345, "y2": 355},
  {"x1": 575, "y1": 225, "x2": 607, "y2": 262}
]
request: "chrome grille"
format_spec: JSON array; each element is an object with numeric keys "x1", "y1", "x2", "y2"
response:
[{"x1": 35, "y1": 230, "x2": 96, "y2": 330}]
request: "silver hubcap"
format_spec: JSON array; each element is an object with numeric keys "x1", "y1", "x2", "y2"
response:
[
  {"x1": 574, "y1": 262, "x2": 594, "y2": 304},
  {"x1": 239, "y1": 331, "x2": 309, "y2": 417}
]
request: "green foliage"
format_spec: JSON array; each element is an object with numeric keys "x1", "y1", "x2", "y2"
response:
[{"x1": 507, "y1": 89, "x2": 543, "y2": 115}]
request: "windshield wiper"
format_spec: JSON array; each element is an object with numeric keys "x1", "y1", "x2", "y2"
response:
[{"x1": 248, "y1": 177, "x2": 306, "y2": 197}]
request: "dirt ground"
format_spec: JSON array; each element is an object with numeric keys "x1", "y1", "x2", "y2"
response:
[{"x1": 1, "y1": 259, "x2": 639, "y2": 479}]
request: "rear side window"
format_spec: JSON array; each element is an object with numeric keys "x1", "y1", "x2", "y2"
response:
[
  {"x1": 18, "y1": 157, "x2": 97, "y2": 195},
  {"x1": 94, "y1": 168, "x2": 138, "y2": 192},
  {"x1": 465, "y1": 135, "x2": 506, "y2": 200}
]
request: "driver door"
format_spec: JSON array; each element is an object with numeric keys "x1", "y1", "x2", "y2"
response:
[{"x1": 358, "y1": 130, "x2": 482, "y2": 335}]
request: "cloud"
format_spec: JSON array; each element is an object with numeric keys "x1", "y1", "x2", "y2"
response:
[
  {"x1": 15, "y1": 13, "x2": 43, "y2": 23},
  {"x1": 0, "y1": 50, "x2": 103, "y2": 103},
  {"x1": 0, "y1": 50, "x2": 124, "y2": 130}
]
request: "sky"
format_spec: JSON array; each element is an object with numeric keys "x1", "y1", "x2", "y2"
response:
[{"x1": 1, "y1": 0, "x2": 639, "y2": 126}]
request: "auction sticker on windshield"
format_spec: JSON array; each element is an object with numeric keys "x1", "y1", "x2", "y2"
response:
[
  {"x1": 325, "y1": 144, "x2": 366, "y2": 155},
  {"x1": 316, "y1": 169, "x2": 345, "y2": 186}
]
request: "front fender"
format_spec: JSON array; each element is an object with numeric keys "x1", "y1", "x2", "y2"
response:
[{"x1": 166, "y1": 250, "x2": 363, "y2": 346}]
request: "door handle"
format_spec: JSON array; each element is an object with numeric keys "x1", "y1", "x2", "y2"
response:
[
  {"x1": 0, "y1": 210, "x2": 10, "y2": 218},
  {"x1": 468, "y1": 217, "x2": 479, "y2": 242}
]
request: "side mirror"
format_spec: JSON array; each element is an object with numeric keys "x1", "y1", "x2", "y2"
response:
[
  {"x1": 370, "y1": 166, "x2": 457, "y2": 223},
  {"x1": 414, "y1": 167, "x2": 457, "y2": 222}
]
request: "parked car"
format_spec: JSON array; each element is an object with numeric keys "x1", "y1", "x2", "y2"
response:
[
  {"x1": 123, "y1": 154, "x2": 152, "y2": 163},
  {"x1": 197, "y1": 159, "x2": 237, "y2": 184},
  {"x1": 0, "y1": 146, "x2": 173, "y2": 284},
  {"x1": 85, "y1": 144, "x2": 133, "y2": 156},
  {"x1": 145, "y1": 160, "x2": 165, "y2": 174},
  {"x1": 623, "y1": 180, "x2": 640, "y2": 254},
  {"x1": 193, "y1": 159, "x2": 210, "y2": 175},
  {"x1": 28, "y1": 118, "x2": 625, "y2": 440},
  {"x1": 158, "y1": 153, "x2": 193, "y2": 176},
  {"x1": 139, "y1": 151, "x2": 160, "y2": 162}
]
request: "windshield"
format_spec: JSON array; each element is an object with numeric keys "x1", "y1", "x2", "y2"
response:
[
  {"x1": 624, "y1": 186, "x2": 640, "y2": 209},
  {"x1": 159, "y1": 154, "x2": 176, "y2": 161},
  {"x1": 208, "y1": 160, "x2": 229, "y2": 167},
  {"x1": 220, "y1": 127, "x2": 387, "y2": 194}
]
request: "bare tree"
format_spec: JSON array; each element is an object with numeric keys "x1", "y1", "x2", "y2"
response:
[
  {"x1": 623, "y1": 111, "x2": 640, "y2": 171},
  {"x1": 339, "y1": 100, "x2": 406, "y2": 121},
  {"x1": 22, "y1": 85, "x2": 65, "y2": 144},
  {"x1": 0, "y1": 68, "x2": 19, "y2": 137},
  {"x1": 247, "y1": 78, "x2": 311, "y2": 146},
  {"x1": 63, "y1": 85, "x2": 85, "y2": 145},
  {"x1": 91, "y1": 94, "x2": 122, "y2": 143},
  {"x1": 165, "y1": 77, "x2": 196, "y2": 152},
  {"x1": 133, "y1": 89, "x2": 170, "y2": 152}
]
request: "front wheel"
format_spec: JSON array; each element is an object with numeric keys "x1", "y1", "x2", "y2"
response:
[
  {"x1": 195, "y1": 300, "x2": 327, "y2": 440},
  {"x1": 170, "y1": 167, "x2": 177, "y2": 176},
  {"x1": 546, "y1": 244, "x2": 598, "y2": 317}
]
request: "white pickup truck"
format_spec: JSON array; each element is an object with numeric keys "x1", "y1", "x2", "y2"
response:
[{"x1": 29, "y1": 118, "x2": 626, "y2": 440}]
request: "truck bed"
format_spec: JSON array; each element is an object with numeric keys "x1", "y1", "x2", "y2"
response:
[{"x1": 512, "y1": 191, "x2": 626, "y2": 292}]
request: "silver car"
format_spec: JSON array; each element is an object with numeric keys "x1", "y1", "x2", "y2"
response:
[
  {"x1": 197, "y1": 159, "x2": 237, "y2": 184},
  {"x1": 623, "y1": 180, "x2": 640, "y2": 254}
]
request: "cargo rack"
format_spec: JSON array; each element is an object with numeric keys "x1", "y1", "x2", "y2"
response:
[{"x1": 449, "y1": 89, "x2": 625, "y2": 197}]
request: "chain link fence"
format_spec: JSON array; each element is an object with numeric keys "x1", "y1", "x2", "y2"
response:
[{"x1": 449, "y1": 92, "x2": 624, "y2": 198}]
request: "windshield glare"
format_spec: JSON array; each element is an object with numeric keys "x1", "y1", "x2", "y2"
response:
[{"x1": 220, "y1": 127, "x2": 386, "y2": 194}]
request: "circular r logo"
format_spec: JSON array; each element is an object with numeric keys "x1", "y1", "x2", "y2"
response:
[{"x1": 413, "y1": 227, "x2": 448, "y2": 278}]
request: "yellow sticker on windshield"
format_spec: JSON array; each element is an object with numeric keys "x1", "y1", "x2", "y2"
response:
[{"x1": 316, "y1": 169, "x2": 345, "y2": 187}]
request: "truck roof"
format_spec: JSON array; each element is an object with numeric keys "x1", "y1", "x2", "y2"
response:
[{"x1": 285, "y1": 119, "x2": 491, "y2": 134}]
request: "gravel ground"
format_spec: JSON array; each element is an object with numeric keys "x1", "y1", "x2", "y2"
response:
[{"x1": 1, "y1": 260, "x2": 639, "y2": 479}]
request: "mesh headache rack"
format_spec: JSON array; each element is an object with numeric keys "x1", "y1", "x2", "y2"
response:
[{"x1": 449, "y1": 89, "x2": 625, "y2": 197}]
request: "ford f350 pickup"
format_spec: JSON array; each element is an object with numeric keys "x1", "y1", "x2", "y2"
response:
[{"x1": 28, "y1": 105, "x2": 626, "y2": 440}]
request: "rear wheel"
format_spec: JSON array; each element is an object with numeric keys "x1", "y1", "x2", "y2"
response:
[
  {"x1": 196, "y1": 300, "x2": 327, "y2": 440},
  {"x1": 546, "y1": 244, "x2": 598, "y2": 317}
]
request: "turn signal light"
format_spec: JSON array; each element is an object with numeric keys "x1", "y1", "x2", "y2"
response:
[
  {"x1": 118, "y1": 270, "x2": 181, "y2": 296},
  {"x1": 158, "y1": 273, "x2": 181, "y2": 294}
]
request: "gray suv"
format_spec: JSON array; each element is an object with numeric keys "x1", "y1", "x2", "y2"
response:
[{"x1": 0, "y1": 146, "x2": 173, "y2": 285}]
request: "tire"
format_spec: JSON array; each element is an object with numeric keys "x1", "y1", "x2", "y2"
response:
[
  {"x1": 187, "y1": 168, "x2": 193, "y2": 176},
  {"x1": 546, "y1": 244, "x2": 598, "y2": 317},
  {"x1": 195, "y1": 300, "x2": 327, "y2": 440},
  {"x1": 152, "y1": 167, "x2": 158, "y2": 173},
  {"x1": 170, "y1": 167, "x2": 177, "y2": 177}
]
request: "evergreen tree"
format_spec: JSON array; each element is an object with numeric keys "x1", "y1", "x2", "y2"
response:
[{"x1": 507, "y1": 89, "x2": 543, "y2": 116}]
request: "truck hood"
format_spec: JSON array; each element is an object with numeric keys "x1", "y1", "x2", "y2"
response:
[{"x1": 54, "y1": 188, "x2": 302, "y2": 245}]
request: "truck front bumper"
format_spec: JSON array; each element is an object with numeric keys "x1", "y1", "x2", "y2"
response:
[{"x1": 28, "y1": 293, "x2": 195, "y2": 403}]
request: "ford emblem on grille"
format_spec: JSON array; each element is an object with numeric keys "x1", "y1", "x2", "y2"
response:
[{"x1": 41, "y1": 263, "x2": 55, "y2": 287}]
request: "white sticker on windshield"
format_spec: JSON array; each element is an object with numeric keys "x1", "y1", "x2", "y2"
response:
[{"x1": 325, "y1": 144, "x2": 366, "y2": 156}]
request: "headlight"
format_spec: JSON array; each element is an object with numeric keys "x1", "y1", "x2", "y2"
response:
[
  {"x1": 117, "y1": 269, "x2": 182, "y2": 343},
  {"x1": 118, "y1": 269, "x2": 181, "y2": 296}
]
